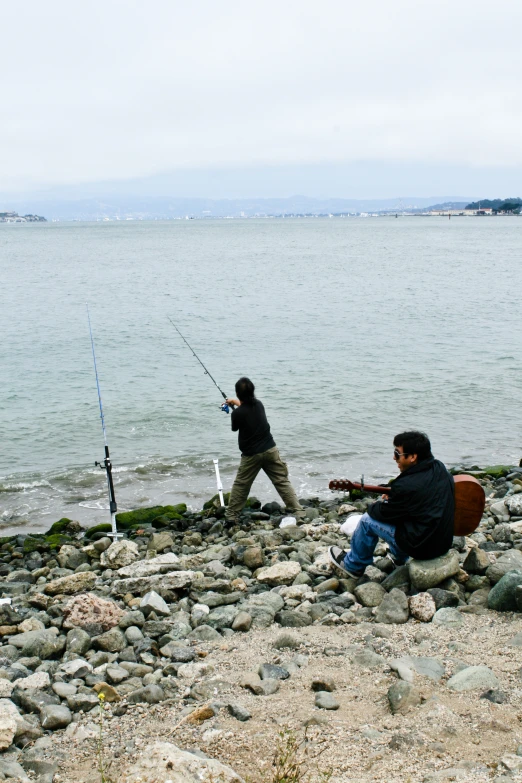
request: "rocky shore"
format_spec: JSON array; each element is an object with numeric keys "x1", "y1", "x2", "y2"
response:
[{"x1": 1, "y1": 464, "x2": 522, "y2": 782}]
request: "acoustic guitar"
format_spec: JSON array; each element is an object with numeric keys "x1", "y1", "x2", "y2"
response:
[{"x1": 328, "y1": 474, "x2": 485, "y2": 536}]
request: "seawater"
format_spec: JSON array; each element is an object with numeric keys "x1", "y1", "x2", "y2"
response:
[{"x1": 1, "y1": 217, "x2": 521, "y2": 534}]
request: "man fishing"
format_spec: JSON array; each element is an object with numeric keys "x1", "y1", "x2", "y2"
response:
[
  {"x1": 225, "y1": 377, "x2": 304, "y2": 525},
  {"x1": 329, "y1": 431, "x2": 454, "y2": 576}
]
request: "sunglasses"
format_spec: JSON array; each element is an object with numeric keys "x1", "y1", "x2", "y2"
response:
[{"x1": 393, "y1": 449, "x2": 410, "y2": 459}]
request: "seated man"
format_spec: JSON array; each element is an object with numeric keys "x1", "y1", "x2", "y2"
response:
[{"x1": 329, "y1": 431, "x2": 454, "y2": 577}]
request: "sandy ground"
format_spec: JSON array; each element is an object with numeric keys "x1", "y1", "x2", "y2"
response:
[{"x1": 48, "y1": 609, "x2": 522, "y2": 783}]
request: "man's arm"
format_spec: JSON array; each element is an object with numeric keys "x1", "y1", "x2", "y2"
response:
[
  {"x1": 368, "y1": 483, "x2": 413, "y2": 525},
  {"x1": 230, "y1": 404, "x2": 241, "y2": 432}
]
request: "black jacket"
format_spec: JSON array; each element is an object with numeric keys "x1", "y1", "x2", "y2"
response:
[
  {"x1": 368, "y1": 457, "x2": 454, "y2": 559},
  {"x1": 231, "y1": 400, "x2": 276, "y2": 456}
]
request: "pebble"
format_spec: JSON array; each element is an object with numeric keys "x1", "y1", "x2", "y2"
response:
[{"x1": 314, "y1": 691, "x2": 339, "y2": 710}]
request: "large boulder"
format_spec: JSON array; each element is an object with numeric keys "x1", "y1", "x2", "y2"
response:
[
  {"x1": 62, "y1": 593, "x2": 125, "y2": 634},
  {"x1": 100, "y1": 540, "x2": 139, "y2": 569},
  {"x1": 120, "y1": 740, "x2": 244, "y2": 782},
  {"x1": 256, "y1": 561, "x2": 302, "y2": 586},
  {"x1": 44, "y1": 572, "x2": 97, "y2": 595},
  {"x1": 408, "y1": 552, "x2": 459, "y2": 590},
  {"x1": 487, "y1": 570, "x2": 522, "y2": 612}
]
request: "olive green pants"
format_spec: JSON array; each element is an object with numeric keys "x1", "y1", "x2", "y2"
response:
[{"x1": 227, "y1": 446, "x2": 302, "y2": 519}]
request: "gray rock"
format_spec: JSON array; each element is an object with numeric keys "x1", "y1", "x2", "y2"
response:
[
  {"x1": 188, "y1": 626, "x2": 222, "y2": 642},
  {"x1": 486, "y1": 549, "x2": 522, "y2": 584},
  {"x1": 354, "y1": 582, "x2": 386, "y2": 607},
  {"x1": 374, "y1": 588, "x2": 409, "y2": 624},
  {"x1": 409, "y1": 552, "x2": 460, "y2": 590},
  {"x1": 227, "y1": 702, "x2": 251, "y2": 721},
  {"x1": 258, "y1": 678, "x2": 280, "y2": 695},
  {"x1": 242, "y1": 593, "x2": 284, "y2": 628},
  {"x1": 66, "y1": 628, "x2": 91, "y2": 656},
  {"x1": 0, "y1": 759, "x2": 30, "y2": 781},
  {"x1": 387, "y1": 681, "x2": 421, "y2": 714},
  {"x1": 93, "y1": 627, "x2": 127, "y2": 652},
  {"x1": 119, "y1": 610, "x2": 146, "y2": 629},
  {"x1": 315, "y1": 691, "x2": 339, "y2": 710},
  {"x1": 159, "y1": 645, "x2": 195, "y2": 662},
  {"x1": 40, "y1": 704, "x2": 72, "y2": 730},
  {"x1": 352, "y1": 649, "x2": 385, "y2": 668},
  {"x1": 125, "y1": 626, "x2": 144, "y2": 643},
  {"x1": 275, "y1": 610, "x2": 313, "y2": 627},
  {"x1": 13, "y1": 688, "x2": 60, "y2": 715},
  {"x1": 462, "y1": 547, "x2": 490, "y2": 575},
  {"x1": 8, "y1": 629, "x2": 65, "y2": 660},
  {"x1": 105, "y1": 665, "x2": 130, "y2": 684},
  {"x1": 394, "y1": 656, "x2": 445, "y2": 681},
  {"x1": 231, "y1": 611, "x2": 252, "y2": 633},
  {"x1": 190, "y1": 679, "x2": 230, "y2": 701},
  {"x1": 206, "y1": 606, "x2": 238, "y2": 630},
  {"x1": 52, "y1": 682, "x2": 77, "y2": 698},
  {"x1": 66, "y1": 693, "x2": 100, "y2": 712},
  {"x1": 258, "y1": 664, "x2": 289, "y2": 680},
  {"x1": 447, "y1": 665, "x2": 499, "y2": 691},
  {"x1": 140, "y1": 591, "x2": 170, "y2": 617},
  {"x1": 127, "y1": 685, "x2": 165, "y2": 704},
  {"x1": 492, "y1": 524, "x2": 513, "y2": 543},
  {"x1": 431, "y1": 607, "x2": 463, "y2": 628},
  {"x1": 487, "y1": 570, "x2": 522, "y2": 611},
  {"x1": 381, "y1": 565, "x2": 410, "y2": 591}
]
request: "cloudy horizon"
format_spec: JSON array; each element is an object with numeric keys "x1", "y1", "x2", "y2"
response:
[{"x1": 2, "y1": 0, "x2": 521, "y2": 199}]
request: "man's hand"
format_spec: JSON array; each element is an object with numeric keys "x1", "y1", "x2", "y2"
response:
[{"x1": 226, "y1": 397, "x2": 240, "y2": 407}]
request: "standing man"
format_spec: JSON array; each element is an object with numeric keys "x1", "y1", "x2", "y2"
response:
[
  {"x1": 225, "y1": 377, "x2": 303, "y2": 525},
  {"x1": 329, "y1": 431, "x2": 454, "y2": 577}
]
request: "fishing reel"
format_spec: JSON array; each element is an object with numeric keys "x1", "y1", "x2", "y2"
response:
[{"x1": 220, "y1": 402, "x2": 231, "y2": 414}]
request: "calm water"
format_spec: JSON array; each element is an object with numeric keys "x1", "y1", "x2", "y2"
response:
[{"x1": 1, "y1": 217, "x2": 521, "y2": 534}]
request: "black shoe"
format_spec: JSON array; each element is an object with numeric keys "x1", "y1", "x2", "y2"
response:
[{"x1": 328, "y1": 546, "x2": 364, "y2": 578}]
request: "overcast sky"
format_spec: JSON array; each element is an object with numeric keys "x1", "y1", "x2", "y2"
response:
[{"x1": 1, "y1": 0, "x2": 521, "y2": 197}]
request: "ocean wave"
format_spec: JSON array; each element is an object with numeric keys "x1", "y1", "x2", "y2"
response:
[{"x1": 0, "y1": 479, "x2": 52, "y2": 493}]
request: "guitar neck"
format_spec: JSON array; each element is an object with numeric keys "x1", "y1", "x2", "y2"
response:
[{"x1": 329, "y1": 479, "x2": 391, "y2": 494}]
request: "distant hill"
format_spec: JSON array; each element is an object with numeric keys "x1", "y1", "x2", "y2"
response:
[
  {"x1": 465, "y1": 198, "x2": 522, "y2": 212},
  {"x1": 0, "y1": 195, "x2": 475, "y2": 221}
]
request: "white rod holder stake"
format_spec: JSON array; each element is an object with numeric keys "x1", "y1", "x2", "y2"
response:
[
  {"x1": 109, "y1": 513, "x2": 123, "y2": 540},
  {"x1": 213, "y1": 459, "x2": 225, "y2": 507}
]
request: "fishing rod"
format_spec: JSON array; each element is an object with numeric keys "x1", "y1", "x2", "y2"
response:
[
  {"x1": 167, "y1": 316, "x2": 235, "y2": 413},
  {"x1": 87, "y1": 306, "x2": 121, "y2": 539}
]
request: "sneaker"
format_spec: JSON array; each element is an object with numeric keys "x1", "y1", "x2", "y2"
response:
[{"x1": 328, "y1": 546, "x2": 363, "y2": 578}]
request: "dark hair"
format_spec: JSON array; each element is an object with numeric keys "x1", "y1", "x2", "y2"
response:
[
  {"x1": 235, "y1": 377, "x2": 256, "y2": 405},
  {"x1": 393, "y1": 431, "x2": 432, "y2": 461}
]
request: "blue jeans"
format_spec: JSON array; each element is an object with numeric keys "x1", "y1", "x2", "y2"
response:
[{"x1": 344, "y1": 512, "x2": 408, "y2": 574}]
